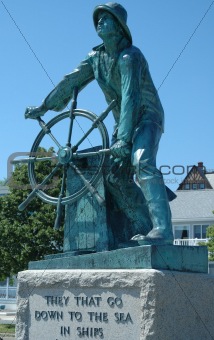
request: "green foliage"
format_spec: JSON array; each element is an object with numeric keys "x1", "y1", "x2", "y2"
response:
[
  {"x1": 0, "y1": 179, "x2": 7, "y2": 185},
  {"x1": 206, "y1": 224, "x2": 214, "y2": 261},
  {"x1": 0, "y1": 324, "x2": 15, "y2": 334},
  {"x1": 0, "y1": 148, "x2": 63, "y2": 280}
]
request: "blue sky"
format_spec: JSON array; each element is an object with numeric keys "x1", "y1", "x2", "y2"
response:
[{"x1": 0, "y1": 0, "x2": 214, "y2": 191}]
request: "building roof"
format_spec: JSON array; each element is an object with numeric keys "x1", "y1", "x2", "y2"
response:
[
  {"x1": 170, "y1": 189, "x2": 214, "y2": 222},
  {"x1": 206, "y1": 173, "x2": 214, "y2": 189},
  {"x1": 177, "y1": 162, "x2": 214, "y2": 190}
]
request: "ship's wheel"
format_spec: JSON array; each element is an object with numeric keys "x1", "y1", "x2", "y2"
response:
[{"x1": 13, "y1": 88, "x2": 116, "y2": 228}]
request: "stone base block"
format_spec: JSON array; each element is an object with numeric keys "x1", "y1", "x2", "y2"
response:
[
  {"x1": 16, "y1": 269, "x2": 214, "y2": 340},
  {"x1": 29, "y1": 245, "x2": 208, "y2": 273}
]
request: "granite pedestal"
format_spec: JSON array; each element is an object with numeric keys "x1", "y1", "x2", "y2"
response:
[{"x1": 16, "y1": 268, "x2": 214, "y2": 340}]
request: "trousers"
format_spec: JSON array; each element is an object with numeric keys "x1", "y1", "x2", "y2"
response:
[{"x1": 106, "y1": 121, "x2": 173, "y2": 240}]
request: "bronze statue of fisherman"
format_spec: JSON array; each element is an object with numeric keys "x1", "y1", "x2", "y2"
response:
[{"x1": 25, "y1": 2, "x2": 175, "y2": 245}]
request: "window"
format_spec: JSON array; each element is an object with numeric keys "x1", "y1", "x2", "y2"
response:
[
  {"x1": 193, "y1": 225, "x2": 209, "y2": 239},
  {"x1": 0, "y1": 279, "x2": 7, "y2": 299},
  {"x1": 192, "y1": 183, "x2": 197, "y2": 190},
  {"x1": 0, "y1": 277, "x2": 17, "y2": 300},
  {"x1": 199, "y1": 183, "x2": 205, "y2": 189},
  {"x1": 184, "y1": 183, "x2": 190, "y2": 190},
  {"x1": 174, "y1": 226, "x2": 190, "y2": 239},
  {"x1": 202, "y1": 225, "x2": 208, "y2": 238},
  {"x1": 194, "y1": 225, "x2": 201, "y2": 238}
]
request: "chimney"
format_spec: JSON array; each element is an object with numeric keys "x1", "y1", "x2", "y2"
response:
[{"x1": 198, "y1": 162, "x2": 205, "y2": 174}]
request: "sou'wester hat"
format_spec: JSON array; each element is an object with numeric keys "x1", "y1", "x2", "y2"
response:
[{"x1": 93, "y1": 2, "x2": 132, "y2": 43}]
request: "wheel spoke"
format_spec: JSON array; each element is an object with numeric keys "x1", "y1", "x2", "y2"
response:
[
  {"x1": 71, "y1": 124, "x2": 97, "y2": 152},
  {"x1": 54, "y1": 165, "x2": 67, "y2": 230},
  {"x1": 73, "y1": 149, "x2": 110, "y2": 159},
  {"x1": 66, "y1": 87, "x2": 78, "y2": 147},
  {"x1": 72, "y1": 100, "x2": 116, "y2": 152},
  {"x1": 69, "y1": 162, "x2": 105, "y2": 206},
  {"x1": 18, "y1": 163, "x2": 61, "y2": 211},
  {"x1": 37, "y1": 117, "x2": 62, "y2": 149},
  {"x1": 47, "y1": 132, "x2": 62, "y2": 149},
  {"x1": 32, "y1": 162, "x2": 62, "y2": 190},
  {"x1": 11, "y1": 155, "x2": 58, "y2": 164}
]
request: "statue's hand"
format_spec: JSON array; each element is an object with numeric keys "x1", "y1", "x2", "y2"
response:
[
  {"x1": 110, "y1": 140, "x2": 132, "y2": 159},
  {"x1": 25, "y1": 105, "x2": 46, "y2": 119}
]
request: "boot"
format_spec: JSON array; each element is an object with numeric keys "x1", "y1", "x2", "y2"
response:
[
  {"x1": 106, "y1": 178, "x2": 153, "y2": 237},
  {"x1": 131, "y1": 174, "x2": 174, "y2": 245},
  {"x1": 105, "y1": 159, "x2": 153, "y2": 239}
]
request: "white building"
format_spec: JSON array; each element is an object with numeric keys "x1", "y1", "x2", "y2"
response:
[
  {"x1": 170, "y1": 162, "x2": 214, "y2": 246},
  {"x1": 0, "y1": 185, "x2": 9, "y2": 197},
  {"x1": 0, "y1": 277, "x2": 17, "y2": 311}
]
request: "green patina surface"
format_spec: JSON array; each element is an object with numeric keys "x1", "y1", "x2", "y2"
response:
[
  {"x1": 29, "y1": 245, "x2": 208, "y2": 273},
  {"x1": 24, "y1": 3, "x2": 209, "y2": 274},
  {"x1": 25, "y1": 3, "x2": 177, "y2": 250}
]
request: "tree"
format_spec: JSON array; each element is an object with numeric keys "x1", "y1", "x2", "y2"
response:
[
  {"x1": 0, "y1": 179, "x2": 7, "y2": 185},
  {"x1": 0, "y1": 148, "x2": 63, "y2": 280},
  {"x1": 206, "y1": 224, "x2": 214, "y2": 261}
]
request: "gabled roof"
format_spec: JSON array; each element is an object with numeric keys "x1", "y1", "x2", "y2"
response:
[
  {"x1": 177, "y1": 162, "x2": 213, "y2": 190},
  {"x1": 206, "y1": 173, "x2": 214, "y2": 189},
  {"x1": 170, "y1": 189, "x2": 214, "y2": 222}
]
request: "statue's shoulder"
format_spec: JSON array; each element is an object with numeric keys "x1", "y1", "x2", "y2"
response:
[
  {"x1": 88, "y1": 43, "x2": 104, "y2": 57},
  {"x1": 120, "y1": 45, "x2": 145, "y2": 60},
  {"x1": 119, "y1": 45, "x2": 147, "y2": 66}
]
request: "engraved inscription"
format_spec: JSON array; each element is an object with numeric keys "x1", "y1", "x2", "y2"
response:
[{"x1": 29, "y1": 289, "x2": 140, "y2": 339}]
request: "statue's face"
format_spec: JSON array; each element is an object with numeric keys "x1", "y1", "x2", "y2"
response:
[{"x1": 96, "y1": 11, "x2": 120, "y2": 39}]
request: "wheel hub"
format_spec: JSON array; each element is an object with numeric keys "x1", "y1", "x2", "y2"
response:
[{"x1": 58, "y1": 146, "x2": 72, "y2": 164}]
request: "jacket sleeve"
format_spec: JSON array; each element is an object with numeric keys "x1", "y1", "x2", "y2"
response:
[
  {"x1": 43, "y1": 56, "x2": 95, "y2": 112},
  {"x1": 117, "y1": 51, "x2": 143, "y2": 143}
]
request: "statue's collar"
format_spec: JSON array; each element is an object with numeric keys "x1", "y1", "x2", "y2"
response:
[{"x1": 92, "y1": 38, "x2": 131, "y2": 55}]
